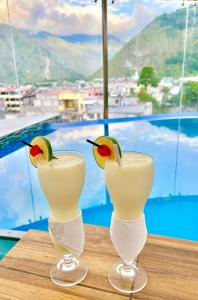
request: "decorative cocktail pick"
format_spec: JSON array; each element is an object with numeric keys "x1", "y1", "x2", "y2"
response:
[
  {"x1": 22, "y1": 141, "x2": 42, "y2": 156},
  {"x1": 86, "y1": 139, "x2": 111, "y2": 157},
  {"x1": 87, "y1": 136, "x2": 122, "y2": 168},
  {"x1": 86, "y1": 139, "x2": 102, "y2": 148},
  {"x1": 22, "y1": 136, "x2": 57, "y2": 167}
]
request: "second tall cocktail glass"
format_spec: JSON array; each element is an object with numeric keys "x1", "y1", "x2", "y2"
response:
[
  {"x1": 105, "y1": 151, "x2": 154, "y2": 294},
  {"x1": 37, "y1": 151, "x2": 88, "y2": 287}
]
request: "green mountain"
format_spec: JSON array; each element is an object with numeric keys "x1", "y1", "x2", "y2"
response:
[
  {"x1": 0, "y1": 25, "x2": 123, "y2": 84},
  {"x1": 58, "y1": 34, "x2": 123, "y2": 44},
  {"x1": 92, "y1": 7, "x2": 198, "y2": 79}
]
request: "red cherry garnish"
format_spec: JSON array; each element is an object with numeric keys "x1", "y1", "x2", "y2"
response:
[
  {"x1": 30, "y1": 145, "x2": 42, "y2": 157},
  {"x1": 97, "y1": 144, "x2": 111, "y2": 157}
]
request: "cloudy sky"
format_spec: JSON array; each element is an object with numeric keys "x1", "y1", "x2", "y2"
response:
[{"x1": 0, "y1": 0, "x2": 182, "y2": 40}]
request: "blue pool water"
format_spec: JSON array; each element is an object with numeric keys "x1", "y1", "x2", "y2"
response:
[
  {"x1": 0, "y1": 114, "x2": 198, "y2": 241},
  {"x1": 0, "y1": 238, "x2": 18, "y2": 260}
]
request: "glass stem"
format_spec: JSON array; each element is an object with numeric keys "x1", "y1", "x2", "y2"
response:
[
  {"x1": 123, "y1": 263, "x2": 133, "y2": 272},
  {"x1": 120, "y1": 261, "x2": 138, "y2": 277},
  {"x1": 63, "y1": 253, "x2": 74, "y2": 267},
  {"x1": 122, "y1": 260, "x2": 138, "y2": 273}
]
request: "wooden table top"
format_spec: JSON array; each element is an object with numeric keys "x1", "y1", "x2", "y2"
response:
[{"x1": 0, "y1": 225, "x2": 197, "y2": 300}]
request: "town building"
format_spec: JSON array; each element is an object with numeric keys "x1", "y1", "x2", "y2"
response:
[
  {"x1": 21, "y1": 88, "x2": 62, "y2": 116},
  {"x1": 58, "y1": 91, "x2": 89, "y2": 121},
  {"x1": 85, "y1": 102, "x2": 152, "y2": 120},
  {"x1": 0, "y1": 86, "x2": 22, "y2": 113}
]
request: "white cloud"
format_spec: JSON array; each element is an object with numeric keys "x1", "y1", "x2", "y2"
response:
[
  {"x1": 110, "y1": 120, "x2": 198, "y2": 150},
  {"x1": 0, "y1": 159, "x2": 6, "y2": 174},
  {"x1": 2, "y1": 172, "x2": 34, "y2": 226},
  {"x1": 50, "y1": 126, "x2": 103, "y2": 148},
  {"x1": 0, "y1": 0, "x2": 179, "y2": 40},
  {"x1": 0, "y1": 0, "x2": 101, "y2": 35}
]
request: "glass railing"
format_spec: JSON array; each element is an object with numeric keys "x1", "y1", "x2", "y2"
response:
[
  {"x1": 0, "y1": 1, "x2": 198, "y2": 240},
  {"x1": 0, "y1": 1, "x2": 197, "y2": 121},
  {"x1": 108, "y1": 0, "x2": 198, "y2": 117},
  {"x1": 0, "y1": 114, "x2": 198, "y2": 238},
  {"x1": 0, "y1": 0, "x2": 103, "y2": 120}
]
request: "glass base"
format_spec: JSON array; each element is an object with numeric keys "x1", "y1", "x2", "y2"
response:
[
  {"x1": 50, "y1": 255, "x2": 88, "y2": 287},
  {"x1": 108, "y1": 261, "x2": 147, "y2": 294}
]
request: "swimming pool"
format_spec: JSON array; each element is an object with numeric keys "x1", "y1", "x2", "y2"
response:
[
  {"x1": 0, "y1": 237, "x2": 18, "y2": 260},
  {"x1": 0, "y1": 113, "x2": 198, "y2": 241}
]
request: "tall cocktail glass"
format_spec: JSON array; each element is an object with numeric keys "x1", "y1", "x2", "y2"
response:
[
  {"x1": 37, "y1": 151, "x2": 87, "y2": 287},
  {"x1": 105, "y1": 151, "x2": 154, "y2": 294}
]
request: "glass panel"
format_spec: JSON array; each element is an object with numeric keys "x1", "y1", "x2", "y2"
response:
[
  {"x1": 181, "y1": 4, "x2": 198, "y2": 112},
  {"x1": 177, "y1": 1, "x2": 198, "y2": 200},
  {"x1": 0, "y1": 116, "x2": 198, "y2": 240},
  {"x1": 0, "y1": 1, "x2": 35, "y2": 229},
  {"x1": 0, "y1": 0, "x2": 19, "y2": 114},
  {"x1": 107, "y1": 0, "x2": 188, "y2": 117},
  {"x1": 109, "y1": 116, "x2": 198, "y2": 240},
  {"x1": 0, "y1": 1, "x2": 16, "y2": 84},
  {"x1": 176, "y1": 118, "x2": 198, "y2": 196},
  {"x1": 0, "y1": 0, "x2": 102, "y2": 120},
  {"x1": 0, "y1": 148, "x2": 35, "y2": 229},
  {"x1": 0, "y1": 0, "x2": 197, "y2": 242}
]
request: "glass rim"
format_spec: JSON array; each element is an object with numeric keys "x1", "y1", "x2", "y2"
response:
[
  {"x1": 53, "y1": 150, "x2": 84, "y2": 158},
  {"x1": 106, "y1": 150, "x2": 154, "y2": 161},
  {"x1": 53, "y1": 150, "x2": 84, "y2": 154},
  {"x1": 37, "y1": 150, "x2": 84, "y2": 166},
  {"x1": 122, "y1": 151, "x2": 154, "y2": 161}
]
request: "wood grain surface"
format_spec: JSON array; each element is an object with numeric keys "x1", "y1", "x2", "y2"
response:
[{"x1": 0, "y1": 225, "x2": 197, "y2": 300}]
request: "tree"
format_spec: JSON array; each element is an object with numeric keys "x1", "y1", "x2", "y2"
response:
[
  {"x1": 138, "y1": 65, "x2": 159, "y2": 91},
  {"x1": 137, "y1": 88, "x2": 154, "y2": 102},
  {"x1": 137, "y1": 87, "x2": 163, "y2": 114},
  {"x1": 169, "y1": 93, "x2": 180, "y2": 108},
  {"x1": 182, "y1": 81, "x2": 198, "y2": 108},
  {"x1": 162, "y1": 87, "x2": 170, "y2": 103},
  {"x1": 137, "y1": 87, "x2": 169, "y2": 114}
]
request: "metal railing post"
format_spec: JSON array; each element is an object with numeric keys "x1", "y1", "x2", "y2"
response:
[{"x1": 102, "y1": 0, "x2": 109, "y2": 119}]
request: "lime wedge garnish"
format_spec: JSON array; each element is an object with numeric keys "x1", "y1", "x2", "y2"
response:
[
  {"x1": 29, "y1": 136, "x2": 53, "y2": 167},
  {"x1": 93, "y1": 136, "x2": 122, "y2": 169}
]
